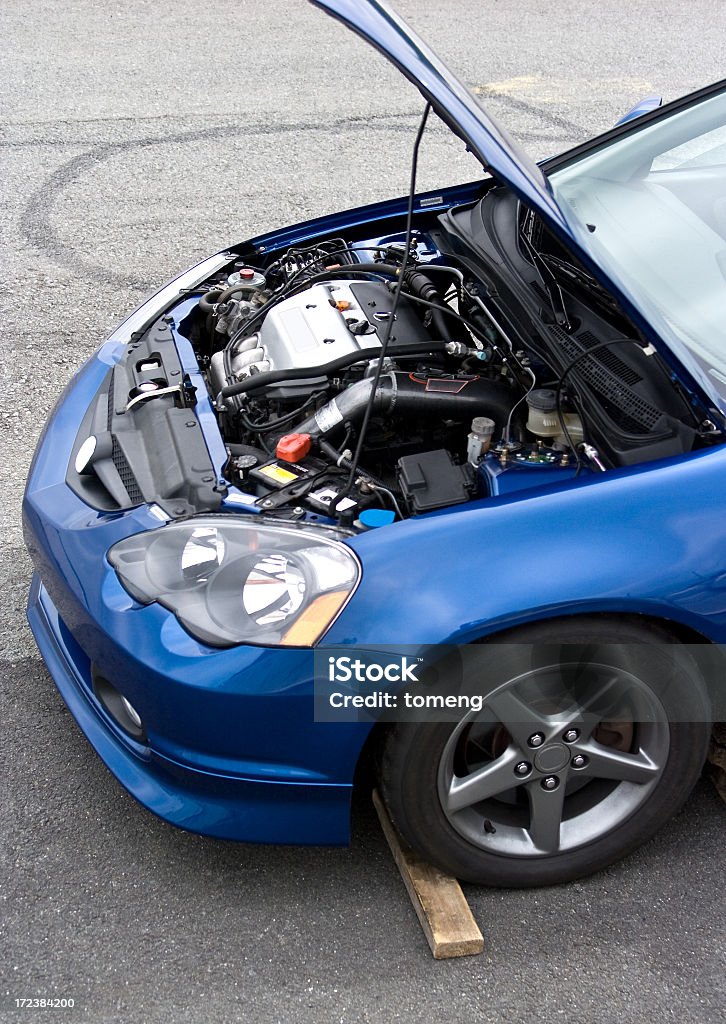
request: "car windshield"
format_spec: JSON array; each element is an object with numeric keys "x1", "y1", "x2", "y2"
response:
[{"x1": 549, "y1": 89, "x2": 726, "y2": 392}]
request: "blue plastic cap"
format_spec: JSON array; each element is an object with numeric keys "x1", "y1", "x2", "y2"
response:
[{"x1": 358, "y1": 508, "x2": 396, "y2": 529}]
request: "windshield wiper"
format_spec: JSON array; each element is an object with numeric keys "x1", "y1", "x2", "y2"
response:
[
  {"x1": 519, "y1": 209, "x2": 572, "y2": 331},
  {"x1": 540, "y1": 251, "x2": 623, "y2": 318}
]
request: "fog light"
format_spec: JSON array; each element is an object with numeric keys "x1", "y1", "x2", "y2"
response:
[
  {"x1": 74, "y1": 435, "x2": 97, "y2": 474},
  {"x1": 92, "y1": 671, "x2": 146, "y2": 741}
]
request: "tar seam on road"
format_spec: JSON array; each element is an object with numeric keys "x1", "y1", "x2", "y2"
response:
[{"x1": 16, "y1": 96, "x2": 585, "y2": 291}]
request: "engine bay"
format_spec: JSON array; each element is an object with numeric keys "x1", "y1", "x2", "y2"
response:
[{"x1": 164, "y1": 208, "x2": 712, "y2": 529}]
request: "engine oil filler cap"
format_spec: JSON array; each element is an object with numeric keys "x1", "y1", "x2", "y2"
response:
[
  {"x1": 275, "y1": 433, "x2": 312, "y2": 463},
  {"x1": 357, "y1": 508, "x2": 396, "y2": 529}
]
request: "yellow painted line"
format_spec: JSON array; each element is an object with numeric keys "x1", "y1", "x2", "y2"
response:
[{"x1": 474, "y1": 75, "x2": 654, "y2": 104}]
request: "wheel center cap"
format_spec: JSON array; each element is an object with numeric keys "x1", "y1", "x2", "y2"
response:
[{"x1": 533, "y1": 743, "x2": 570, "y2": 773}]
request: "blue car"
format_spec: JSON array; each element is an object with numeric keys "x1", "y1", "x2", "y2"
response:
[{"x1": 23, "y1": 0, "x2": 726, "y2": 887}]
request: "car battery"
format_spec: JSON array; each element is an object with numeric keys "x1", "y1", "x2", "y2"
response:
[{"x1": 250, "y1": 456, "x2": 359, "y2": 515}]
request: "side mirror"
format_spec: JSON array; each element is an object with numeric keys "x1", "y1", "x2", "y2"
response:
[{"x1": 615, "y1": 95, "x2": 663, "y2": 126}]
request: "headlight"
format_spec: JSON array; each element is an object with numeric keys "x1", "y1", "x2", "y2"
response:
[{"x1": 108, "y1": 516, "x2": 360, "y2": 648}]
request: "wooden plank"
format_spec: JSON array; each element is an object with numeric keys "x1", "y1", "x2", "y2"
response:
[
  {"x1": 372, "y1": 789, "x2": 484, "y2": 959},
  {"x1": 708, "y1": 723, "x2": 726, "y2": 803}
]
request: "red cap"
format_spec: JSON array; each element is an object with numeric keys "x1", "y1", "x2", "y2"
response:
[
  {"x1": 275, "y1": 433, "x2": 312, "y2": 463},
  {"x1": 239, "y1": 267, "x2": 255, "y2": 279}
]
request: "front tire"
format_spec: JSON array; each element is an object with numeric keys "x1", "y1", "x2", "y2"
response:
[{"x1": 380, "y1": 618, "x2": 711, "y2": 887}]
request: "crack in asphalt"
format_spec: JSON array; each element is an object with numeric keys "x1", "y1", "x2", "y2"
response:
[
  {"x1": 1, "y1": 109, "x2": 422, "y2": 149},
  {"x1": 18, "y1": 99, "x2": 585, "y2": 290},
  {"x1": 18, "y1": 113, "x2": 427, "y2": 290},
  {"x1": 474, "y1": 86, "x2": 591, "y2": 140}
]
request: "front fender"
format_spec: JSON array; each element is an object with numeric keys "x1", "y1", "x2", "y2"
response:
[{"x1": 327, "y1": 446, "x2": 726, "y2": 646}]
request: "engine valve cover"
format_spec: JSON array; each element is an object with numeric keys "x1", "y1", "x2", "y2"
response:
[{"x1": 257, "y1": 280, "x2": 429, "y2": 372}]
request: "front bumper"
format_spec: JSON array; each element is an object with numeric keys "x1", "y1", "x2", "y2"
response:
[
  {"x1": 22, "y1": 274, "x2": 368, "y2": 845},
  {"x1": 27, "y1": 576, "x2": 352, "y2": 843}
]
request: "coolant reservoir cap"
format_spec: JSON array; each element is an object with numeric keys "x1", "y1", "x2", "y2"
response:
[
  {"x1": 526, "y1": 388, "x2": 558, "y2": 412},
  {"x1": 358, "y1": 508, "x2": 396, "y2": 529}
]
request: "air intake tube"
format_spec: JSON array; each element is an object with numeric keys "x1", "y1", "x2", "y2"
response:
[{"x1": 292, "y1": 373, "x2": 513, "y2": 440}]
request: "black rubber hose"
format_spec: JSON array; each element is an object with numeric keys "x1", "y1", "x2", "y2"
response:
[
  {"x1": 218, "y1": 341, "x2": 447, "y2": 403},
  {"x1": 403, "y1": 268, "x2": 451, "y2": 340},
  {"x1": 292, "y1": 373, "x2": 514, "y2": 439},
  {"x1": 198, "y1": 287, "x2": 225, "y2": 314},
  {"x1": 225, "y1": 442, "x2": 263, "y2": 459},
  {"x1": 199, "y1": 283, "x2": 264, "y2": 314}
]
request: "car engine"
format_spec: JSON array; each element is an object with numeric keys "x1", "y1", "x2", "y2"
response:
[{"x1": 181, "y1": 230, "x2": 700, "y2": 528}]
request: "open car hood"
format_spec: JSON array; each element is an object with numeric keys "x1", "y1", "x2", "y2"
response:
[
  {"x1": 311, "y1": 0, "x2": 571, "y2": 236},
  {"x1": 311, "y1": 0, "x2": 726, "y2": 420}
]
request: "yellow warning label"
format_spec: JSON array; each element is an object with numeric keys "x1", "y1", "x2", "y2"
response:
[{"x1": 259, "y1": 463, "x2": 298, "y2": 485}]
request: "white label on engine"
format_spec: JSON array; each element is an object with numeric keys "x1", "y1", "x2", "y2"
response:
[
  {"x1": 315, "y1": 400, "x2": 344, "y2": 433},
  {"x1": 311, "y1": 487, "x2": 357, "y2": 512}
]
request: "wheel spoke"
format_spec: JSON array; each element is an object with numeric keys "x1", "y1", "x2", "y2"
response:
[
  {"x1": 485, "y1": 688, "x2": 552, "y2": 747},
  {"x1": 578, "y1": 741, "x2": 660, "y2": 784},
  {"x1": 526, "y1": 779, "x2": 566, "y2": 853},
  {"x1": 561, "y1": 673, "x2": 626, "y2": 737},
  {"x1": 445, "y1": 751, "x2": 522, "y2": 813}
]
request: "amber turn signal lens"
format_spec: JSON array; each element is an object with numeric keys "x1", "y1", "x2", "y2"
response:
[{"x1": 281, "y1": 591, "x2": 349, "y2": 646}]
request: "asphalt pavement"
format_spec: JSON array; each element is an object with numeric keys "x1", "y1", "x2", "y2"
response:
[{"x1": 1, "y1": 2, "x2": 725, "y2": 1022}]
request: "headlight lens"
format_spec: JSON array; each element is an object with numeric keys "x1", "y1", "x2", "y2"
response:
[{"x1": 108, "y1": 517, "x2": 360, "y2": 647}]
